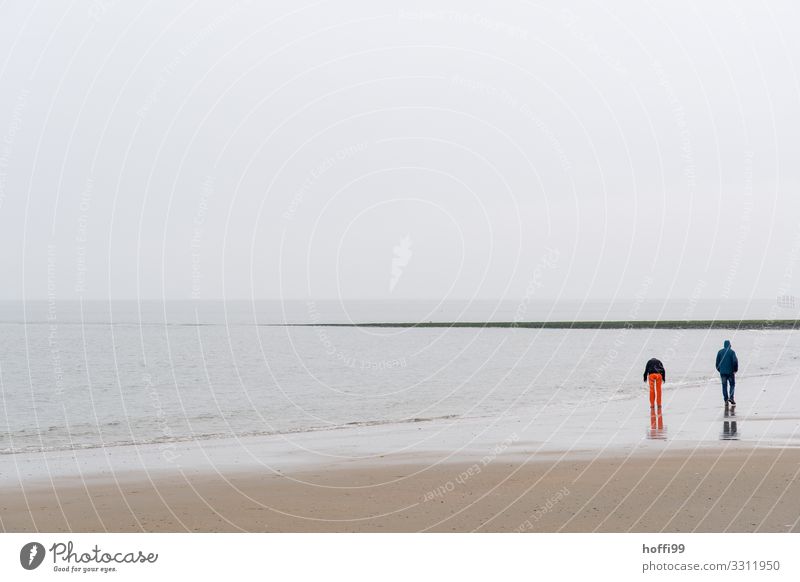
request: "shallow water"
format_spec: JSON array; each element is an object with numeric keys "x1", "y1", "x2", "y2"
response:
[{"x1": 1, "y1": 301, "x2": 799, "y2": 455}]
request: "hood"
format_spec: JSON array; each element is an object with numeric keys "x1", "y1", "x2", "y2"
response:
[{"x1": 724, "y1": 340, "x2": 731, "y2": 349}]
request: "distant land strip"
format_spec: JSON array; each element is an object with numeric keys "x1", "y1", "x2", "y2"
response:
[{"x1": 290, "y1": 320, "x2": 800, "y2": 330}]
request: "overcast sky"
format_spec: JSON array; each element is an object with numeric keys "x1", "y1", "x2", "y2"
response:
[{"x1": 1, "y1": 0, "x2": 798, "y2": 302}]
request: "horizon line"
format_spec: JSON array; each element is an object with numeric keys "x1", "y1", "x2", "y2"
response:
[{"x1": 0, "y1": 297, "x2": 790, "y2": 303}]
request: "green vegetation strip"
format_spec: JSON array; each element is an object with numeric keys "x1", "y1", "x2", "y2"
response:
[{"x1": 295, "y1": 320, "x2": 800, "y2": 330}]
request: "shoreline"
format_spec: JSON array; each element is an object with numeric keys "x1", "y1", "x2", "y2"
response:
[
  {"x1": 4, "y1": 381, "x2": 800, "y2": 531},
  {"x1": 4, "y1": 367, "x2": 799, "y2": 490}
]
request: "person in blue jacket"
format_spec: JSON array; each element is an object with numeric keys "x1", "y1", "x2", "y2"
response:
[{"x1": 715, "y1": 340, "x2": 739, "y2": 406}]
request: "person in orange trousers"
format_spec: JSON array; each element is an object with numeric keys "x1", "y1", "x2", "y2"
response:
[{"x1": 643, "y1": 357, "x2": 666, "y2": 408}]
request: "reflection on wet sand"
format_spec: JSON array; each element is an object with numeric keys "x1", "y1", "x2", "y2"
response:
[
  {"x1": 721, "y1": 407, "x2": 739, "y2": 440},
  {"x1": 647, "y1": 408, "x2": 667, "y2": 440}
]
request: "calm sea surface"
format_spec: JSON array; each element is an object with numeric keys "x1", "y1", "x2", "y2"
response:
[{"x1": 1, "y1": 300, "x2": 798, "y2": 454}]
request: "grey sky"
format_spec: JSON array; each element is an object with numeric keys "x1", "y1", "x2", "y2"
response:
[{"x1": 1, "y1": 0, "x2": 798, "y2": 302}]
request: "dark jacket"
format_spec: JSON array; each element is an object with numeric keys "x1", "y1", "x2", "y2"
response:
[
  {"x1": 643, "y1": 358, "x2": 666, "y2": 382},
  {"x1": 716, "y1": 340, "x2": 739, "y2": 375}
]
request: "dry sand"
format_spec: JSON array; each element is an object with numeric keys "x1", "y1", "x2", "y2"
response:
[{"x1": 3, "y1": 447, "x2": 800, "y2": 532}]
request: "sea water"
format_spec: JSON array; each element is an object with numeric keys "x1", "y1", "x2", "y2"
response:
[{"x1": 1, "y1": 300, "x2": 798, "y2": 455}]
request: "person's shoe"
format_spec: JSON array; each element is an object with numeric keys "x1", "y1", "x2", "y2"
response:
[
  {"x1": 729, "y1": 398, "x2": 736, "y2": 406},
  {"x1": 724, "y1": 399, "x2": 730, "y2": 406}
]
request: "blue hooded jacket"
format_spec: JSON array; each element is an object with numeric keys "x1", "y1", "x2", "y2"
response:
[{"x1": 716, "y1": 340, "x2": 739, "y2": 375}]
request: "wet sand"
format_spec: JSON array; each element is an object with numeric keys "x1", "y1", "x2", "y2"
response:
[{"x1": 3, "y1": 447, "x2": 800, "y2": 532}]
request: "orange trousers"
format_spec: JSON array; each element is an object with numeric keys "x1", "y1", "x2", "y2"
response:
[
  {"x1": 650, "y1": 408, "x2": 664, "y2": 430},
  {"x1": 648, "y1": 373, "x2": 663, "y2": 407}
]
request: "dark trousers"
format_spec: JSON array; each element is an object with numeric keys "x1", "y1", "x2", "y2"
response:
[{"x1": 721, "y1": 374, "x2": 736, "y2": 401}]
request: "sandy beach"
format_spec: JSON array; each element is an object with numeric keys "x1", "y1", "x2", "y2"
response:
[{"x1": 3, "y1": 447, "x2": 800, "y2": 532}]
